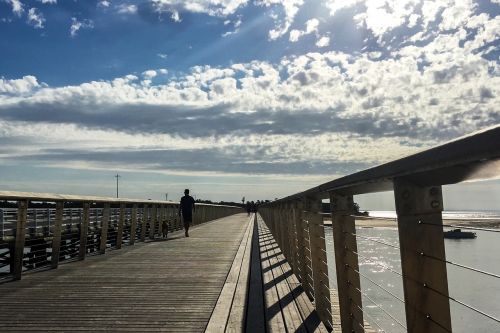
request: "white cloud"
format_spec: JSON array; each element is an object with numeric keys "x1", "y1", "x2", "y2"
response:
[
  {"x1": 439, "y1": 0, "x2": 476, "y2": 31},
  {"x1": 27, "y1": 7, "x2": 45, "y2": 28},
  {"x1": 37, "y1": 0, "x2": 56, "y2": 4},
  {"x1": 98, "y1": 0, "x2": 111, "y2": 8},
  {"x1": 4, "y1": 0, "x2": 24, "y2": 16},
  {"x1": 0, "y1": 75, "x2": 40, "y2": 95},
  {"x1": 116, "y1": 4, "x2": 137, "y2": 14},
  {"x1": 170, "y1": 10, "x2": 181, "y2": 22},
  {"x1": 324, "y1": 0, "x2": 363, "y2": 17},
  {"x1": 315, "y1": 36, "x2": 330, "y2": 48},
  {"x1": 355, "y1": 0, "x2": 420, "y2": 39},
  {"x1": 222, "y1": 16, "x2": 243, "y2": 36},
  {"x1": 70, "y1": 18, "x2": 94, "y2": 37},
  {"x1": 147, "y1": 0, "x2": 303, "y2": 41},
  {"x1": 408, "y1": 13, "x2": 419, "y2": 28},
  {"x1": 464, "y1": 15, "x2": 500, "y2": 54},
  {"x1": 421, "y1": 0, "x2": 446, "y2": 28},
  {"x1": 157, "y1": 53, "x2": 168, "y2": 59},
  {"x1": 289, "y1": 18, "x2": 319, "y2": 42},
  {"x1": 142, "y1": 70, "x2": 158, "y2": 79},
  {"x1": 150, "y1": 0, "x2": 249, "y2": 18},
  {"x1": 256, "y1": 0, "x2": 304, "y2": 40}
]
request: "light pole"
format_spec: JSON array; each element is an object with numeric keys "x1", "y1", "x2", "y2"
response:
[{"x1": 115, "y1": 174, "x2": 121, "y2": 198}]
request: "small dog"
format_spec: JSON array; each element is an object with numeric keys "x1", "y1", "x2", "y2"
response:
[{"x1": 161, "y1": 220, "x2": 169, "y2": 239}]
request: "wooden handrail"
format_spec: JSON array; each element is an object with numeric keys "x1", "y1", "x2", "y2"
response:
[{"x1": 0, "y1": 190, "x2": 240, "y2": 208}]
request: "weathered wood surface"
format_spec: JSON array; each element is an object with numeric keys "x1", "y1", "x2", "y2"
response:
[
  {"x1": 0, "y1": 214, "x2": 250, "y2": 332},
  {"x1": 205, "y1": 215, "x2": 253, "y2": 332}
]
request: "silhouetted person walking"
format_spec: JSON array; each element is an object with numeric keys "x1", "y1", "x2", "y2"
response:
[
  {"x1": 179, "y1": 189, "x2": 195, "y2": 237},
  {"x1": 246, "y1": 201, "x2": 251, "y2": 216}
]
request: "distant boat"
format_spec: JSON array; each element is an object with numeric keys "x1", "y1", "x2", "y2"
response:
[{"x1": 444, "y1": 229, "x2": 477, "y2": 239}]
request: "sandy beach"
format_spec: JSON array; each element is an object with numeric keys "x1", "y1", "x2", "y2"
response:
[{"x1": 324, "y1": 216, "x2": 500, "y2": 229}]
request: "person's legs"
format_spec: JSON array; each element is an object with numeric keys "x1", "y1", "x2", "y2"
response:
[{"x1": 184, "y1": 219, "x2": 191, "y2": 237}]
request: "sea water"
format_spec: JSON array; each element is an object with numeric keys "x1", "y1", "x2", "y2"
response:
[{"x1": 324, "y1": 223, "x2": 500, "y2": 332}]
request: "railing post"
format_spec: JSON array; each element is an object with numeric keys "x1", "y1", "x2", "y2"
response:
[
  {"x1": 300, "y1": 198, "x2": 315, "y2": 300},
  {"x1": 79, "y1": 202, "x2": 90, "y2": 260},
  {"x1": 288, "y1": 202, "x2": 298, "y2": 275},
  {"x1": 280, "y1": 203, "x2": 288, "y2": 261},
  {"x1": 141, "y1": 204, "x2": 148, "y2": 242},
  {"x1": 287, "y1": 202, "x2": 297, "y2": 274},
  {"x1": 0, "y1": 208, "x2": 4, "y2": 239},
  {"x1": 116, "y1": 203, "x2": 125, "y2": 249},
  {"x1": 330, "y1": 192, "x2": 364, "y2": 333},
  {"x1": 293, "y1": 200, "x2": 310, "y2": 297},
  {"x1": 13, "y1": 200, "x2": 28, "y2": 280},
  {"x1": 51, "y1": 201, "x2": 64, "y2": 269},
  {"x1": 394, "y1": 179, "x2": 452, "y2": 333},
  {"x1": 100, "y1": 203, "x2": 110, "y2": 254},
  {"x1": 307, "y1": 196, "x2": 333, "y2": 330},
  {"x1": 150, "y1": 204, "x2": 157, "y2": 240},
  {"x1": 130, "y1": 204, "x2": 137, "y2": 245}
]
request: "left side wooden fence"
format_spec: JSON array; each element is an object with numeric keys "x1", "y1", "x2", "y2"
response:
[{"x1": 0, "y1": 191, "x2": 243, "y2": 281}]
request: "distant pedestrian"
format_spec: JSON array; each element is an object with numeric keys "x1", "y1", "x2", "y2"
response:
[
  {"x1": 179, "y1": 189, "x2": 195, "y2": 237},
  {"x1": 246, "y1": 201, "x2": 251, "y2": 216}
]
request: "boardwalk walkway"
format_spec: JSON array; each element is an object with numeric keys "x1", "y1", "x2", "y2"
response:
[
  {"x1": 0, "y1": 214, "x2": 250, "y2": 332},
  {"x1": 0, "y1": 213, "x2": 330, "y2": 332}
]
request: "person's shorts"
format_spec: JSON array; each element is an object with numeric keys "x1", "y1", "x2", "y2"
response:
[{"x1": 183, "y1": 216, "x2": 192, "y2": 226}]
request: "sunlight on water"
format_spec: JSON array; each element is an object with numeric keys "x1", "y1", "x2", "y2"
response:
[{"x1": 324, "y1": 225, "x2": 500, "y2": 333}]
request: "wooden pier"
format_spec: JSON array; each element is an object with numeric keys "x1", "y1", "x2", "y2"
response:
[{"x1": 0, "y1": 213, "x2": 329, "y2": 332}]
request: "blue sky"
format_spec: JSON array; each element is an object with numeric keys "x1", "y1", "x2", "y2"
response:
[{"x1": 0, "y1": 0, "x2": 499, "y2": 208}]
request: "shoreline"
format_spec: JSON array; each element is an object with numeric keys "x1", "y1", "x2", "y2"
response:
[{"x1": 324, "y1": 217, "x2": 500, "y2": 229}]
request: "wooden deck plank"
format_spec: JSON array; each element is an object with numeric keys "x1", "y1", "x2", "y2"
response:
[
  {"x1": 244, "y1": 216, "x2": 267, "y2": 333},
  {"x1": 225, "y1": 216, "x2": 255, "y2": 332},
  {"x1": 205, "y1": 215, "x2": 253, "y2": 332},
  {"x1": 0, "y1": 214, "x2": 250, "y2": 332}
]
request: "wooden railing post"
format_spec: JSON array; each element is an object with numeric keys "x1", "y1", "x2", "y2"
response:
[
  {"x1": 300, "y1": 198, "x2": 315, "y2": 300},
  {"x1": 149, "y1": 204, "x2": 157, "y2": 240},
  {"x1": 306, "y1": 196, "x2": 333, "y2": 329},
  {"x1": 116, "y1": 203, "x2": 125, "y2": 249},
  {"x1": 79, "y1": 202, "x2": 90, "y2": 260},
  {"x1": 394, "y1": 179, "x2": 452, "y2": 333},
  {"x1": 330, "y1": 192, "x2": 364, "y2": 333},
  {"x1": 193, "y1": 204, "x2": 198, "y2": 225},
  {"x1": 51, "y1": 201, "x2": 64, "y2": 269},
  {"x1": 168, "y1": 205, "x2": 173, "y2": 230},
  {"x1": 201, "y1": 206, "x2": 207, "y2": 223},
  {"x1": 130, "y1": 204, "x2": 137, "y2": 245},
  {"x1": 288, "y1": 201, "x2": 299, "y2": 276},
  {"x1": 280, "y1": 203, "x2": 289, "y2": 261},
  {"x1": 141, "y1": 204, "x2": 148, "y2": 242},
  {"x1": 286, "y1": 202, "x2": 297, "y2": 274},
  {"x1": 13, "y1": 200, "x2": 28, "y2": 279},
  {"x1": 100, "y1": 203, "x2": 110, "y2": 254},
  {"x1": 293, "y1": 200, "x2": 310, "y2": 296}
]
